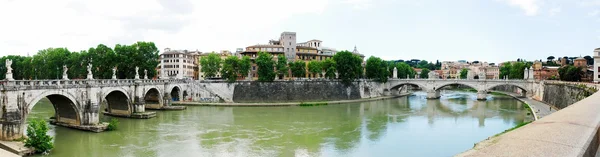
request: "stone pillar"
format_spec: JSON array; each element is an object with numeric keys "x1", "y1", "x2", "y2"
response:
[
  {"x1": 594, "y1": 48, "x2": 600, "y2": 83},
  {"x1": 0, "y1": 92, "x2": 25, "y2": 140},
  {"x1": 133, "y1": 96, "x2": 146, "y2": 113},
  {"x1": 393, "y1": 67, "x2": 397, "y2": 79},
  {"x1": 477, "y1": 90, "x2": 487, "y2": 100},
  {"x1": 426, "y1": 89, "x2": 440, "y2": 99},
  {"x1": 401, "y1": 85, "x2": 409, "y2": 93}
]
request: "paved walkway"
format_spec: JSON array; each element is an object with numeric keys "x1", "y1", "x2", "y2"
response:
[
  {"x1": 174, "y1": 93, "x2": 411, "y2": 107},
  {"x1": 492, "y1": 91, "x2": 556, "y2": 120}
]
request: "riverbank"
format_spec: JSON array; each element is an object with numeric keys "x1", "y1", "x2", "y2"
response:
[
  {"x1": 490, "y1": 90, "x2": 556, "y2": 120},
  {"x1": 173, "y1": 93, "x2": 411, "y2": 107}
]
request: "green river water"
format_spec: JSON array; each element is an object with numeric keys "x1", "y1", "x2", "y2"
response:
[{"x1": 28, "y1": 91, "x2": 531, "y2": 157}]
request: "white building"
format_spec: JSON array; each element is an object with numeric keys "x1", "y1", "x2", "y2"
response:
[
  {"x1": 159, "y1": 48, "x2": 200, "y2": 79},
  {"x1": 594, "y1": 48, "x2": 600, "y2": 83}
]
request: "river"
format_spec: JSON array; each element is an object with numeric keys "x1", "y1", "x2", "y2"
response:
[{"x1": 28, "y1": 91, "x2": 531, "y2": 157}]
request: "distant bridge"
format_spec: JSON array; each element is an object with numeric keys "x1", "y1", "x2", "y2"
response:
[{"x1": 386, "y1": 78, "x2": 533, "y2": 100}]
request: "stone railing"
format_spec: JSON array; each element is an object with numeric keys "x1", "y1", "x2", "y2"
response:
[
  {"x1": 0, "y1": 79, "x2": 187, "y2": 90},
  {"x1": 458, "y1": 82, "x2": 600, "y2": 157}
]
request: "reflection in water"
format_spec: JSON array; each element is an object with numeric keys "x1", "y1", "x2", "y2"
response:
[{"x1": 30, "y1": 91, "x2": 531, "y2": 157}]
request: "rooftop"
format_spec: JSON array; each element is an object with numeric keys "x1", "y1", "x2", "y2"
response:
[{"x1": 247, "y1": 44, "x2": 284, "y2": 48}]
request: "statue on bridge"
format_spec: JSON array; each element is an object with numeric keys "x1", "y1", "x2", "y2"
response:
[
  {"x1": 87, "y1": 63, "x2": 93, "y2": 80},
  {"x1": 135, "y1": 66, "x2": 140, "y2": 79},
  {"x1": 5, "y1": 59, "x2": 13, "y2": 80},
  {"x1": 144, "y1": 69, "x2": 148, "y2": 79},
  {"x1": 112, "y1": 67, "x2": 117, "y2": 80},
  {"x1": 62, "y1": 65, "x2": 69, "y2": 80}
]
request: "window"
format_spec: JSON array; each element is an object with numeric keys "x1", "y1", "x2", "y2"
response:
[
  {"x1": 289, "y1": 42, "x2": 291, "y2": 46},
  {"x1": 252, "y1": 66, "x2": 256, "y2": 71}
]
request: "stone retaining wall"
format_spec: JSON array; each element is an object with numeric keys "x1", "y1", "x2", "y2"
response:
[
  {"x1": 542, "y1": 83, "x2": 597, "y2": 109},
  {"x1": 232, "y1": 81, "x2": 382, "y2": 103}
]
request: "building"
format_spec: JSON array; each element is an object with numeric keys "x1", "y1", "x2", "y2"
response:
[
  {"x1": 440, "y1": 60, "x2": 498, "y2": 79},
  {"x1": 159, "y1": 48, "x2": 200, "y2": 80},
  {"x1": 532, "y1": 61, "x2": 559, "y2": 80},
  {"x1": 595, "y1": 48, "x2": 600, "y2": 83},
  {"x1": 241, "y1": 31, "x2": 363, "y2": 80}
]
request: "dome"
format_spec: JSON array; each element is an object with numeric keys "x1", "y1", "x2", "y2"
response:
[{"x1": 575, "y1": 57, "x2": 586, "y2": 61}]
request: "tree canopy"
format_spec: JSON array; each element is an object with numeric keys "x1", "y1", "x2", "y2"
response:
[
  {"x1": 420, "y1": 68, "x2": 430, "y2": 79},
  {"x1": 558, "y1": 65, "x2": 583, "y2": 81},
  {"x1": 276, "y1": 55, "x2": 289, "y2": 78},
  {"x1": 365, "y1": 56, "x2": 389, "y2": 82},
  {"x1": 256, "y1": 52, "x2": 276, "y2": 82},
  {"x1": 460, "y1": 68, "x2": 468, "y2": 79},
  {"x1": 200, "y1": 53, "x2": 222, "y2": 78},
  {"x1": 307, "y1": 61, "x2": 322, "y2": 78},
  {"x1": 289, "y1": 60, "x2": 306, "y2": 78},
  {"x1": 333, "y1": 51, "x2": 363, "y2": 84},
  {"x1": 0, "y1": 42, "x2": 159, "y2": 80}
]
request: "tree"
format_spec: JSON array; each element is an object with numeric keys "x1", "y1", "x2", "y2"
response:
[
  {"x1": 417, "y1": 60, "x2": 428, "y2": 69},
  {"x1": 333, "y1": 51, "x2": 363, "y2": 84},
  {"x1": 584, "y1": 55, "x2": 594, "y2": 65},
  {"x1": 558, "y1": 65, "x2": 583, "y2": 81},
  {"x1": 239, "y1": 56, "x2": 252, "y2": 79},
  {"x1": 547, "y1": 56, "x2": 555, "y2": 62},
  {"x1": 276, "y1": 55, "x2": 288, "y2": 79},
  {"x1": 289, "y1": 60, "x2": 306, "y2": 78},
  {"x1": 460, "y1": 68, "x2": 468, "y2": 79},
  {"x1": 395, "y1": 62, "x2": 413, "y2": 79},
  {"x1": 322, "y1": 58, "x2": 337, "y2": 79},
  {"x1": 200, "y1": 53, "x2": 222, "y2": 78},
  {"x1": 24, "y1": 119, "x2": 53, "y2": 153},
  {"x1": 221, "y1": 56, "x2": 240, "y2": 82},
  {"x1": 420, "y1": 68, "x2": 430, "y2": 79},
  {"x1": 510, "y1": 62, "x2": 526, "y2": 79},
  {"x1": 256, "y1": 52, "x2": 275, "y2": 81},
  {"x1": 365, "y1": 56, "x2": 389, "y2": 82},
  {"x1": 307, "y1": 61, "x2": 322, "y2": 78}
]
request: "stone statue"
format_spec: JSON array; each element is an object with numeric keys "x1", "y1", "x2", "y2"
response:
[
  {"x1": 134, "y1": 66, "x2": 140, "y2": 79},
  {"x1": 144, "y1": 69, "x2": 148, "y2": 79},
  {"x1": 87, "y1": 63, "x2": 92, "y2": 74},
  {"x1": 86, "y1": 63, "x2": 93, "y2": 80},
  {"x1": 63, "y1": 65, "x2": 68, "y2": 76},
  {"x1": 5, "y1": 59, "x2": 13, "y2": 80},
  {"x1": 5, "y1": 59, "x2": 12, "y2": 72},
  {"x1": 112, "y1": 67, "x2": 117, "y2": 80}
]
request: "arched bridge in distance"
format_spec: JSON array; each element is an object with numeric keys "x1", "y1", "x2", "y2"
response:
[{"x1": 385, "y1": 78, "x2": 533, "y2": 100}]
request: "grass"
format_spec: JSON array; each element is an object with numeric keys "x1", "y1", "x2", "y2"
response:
[
  {"x1": 493, "y1": 121, "x2": 532, "y2": 137},
  {"x1": 298, "y1": 102, "x2": 328, "y2": 106}
]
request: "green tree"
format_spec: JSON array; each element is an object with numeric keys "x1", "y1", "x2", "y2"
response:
[
  {"x1": 256, "y1": 52, "x2": 275, "y2": 81},
  {"x1": 221, "y1": 56, "x2": 240, "y2": 82},
  {"x1": 24, "y1": 119, "x2": 53, "y2": 153},
  {"x1": 510, "y1": 62, "x2": 526, "y2": 79},
  {"x1": 420, "y1": 68, "x2": 430, "y2": 79},
  {"x1": 322, "y1": 58, "x2": 337, "y2": 79},
  {"x1": 239, "y1": 56, "x2": 252, "y2": 79},
  {"x1": 307, "y1": 61, "x2": 322, "y2": 78},
  {"x1": 276, "y1": 55, "x2": 288, "y2": 79},
  {"x1": 289, "y1": 60, "x2": 306, "y2": 78},
  {"x1": 395, "y1": 62, "x2": 412, "y2": 79},
  {"x1": 460, "y1": 68, "x2": 468, "y2": 79},
  {"x1": 558, "y1": 65, "x2": 583, "y2": 81},
  {"x1": 365, "y1": 56, "x2": 389, "y2": 82},
  {"x1": 200, "y1": 53, "x2": 222, "y2": 78},
  {"x1": 333, "y1": 51, "x2": 363, "y2": 84}
]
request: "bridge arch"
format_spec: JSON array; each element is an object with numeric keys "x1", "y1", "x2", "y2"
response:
[
  {"x1": 144, "y1": 88, "x2": 162, "y2": 107},
  {"x1": 435, "y1": 82, "x2": 478, "y2": 91},
  {"x1": 170, "y1": 85, "x2": 181, "y2": 101},
  {"x1": 27, "y1": 91, "x2": 81, "y2": 125},
  {"x1": 102, "y1": 88, "x2": 132, "y2": 115},
  {"x1": 486, "y1": 83, "x2": 529, "y2": 93},
  {"x1": 389, "y1": 83, "x2": 426, "y2": 90}
]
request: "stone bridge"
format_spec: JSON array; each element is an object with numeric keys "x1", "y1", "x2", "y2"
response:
[
  {"x1": 386, "y1": 78, "x2": 533, "y2": 100},
  {"x1": 0, "y1": 79, "x2": 228, "y2": 141}
]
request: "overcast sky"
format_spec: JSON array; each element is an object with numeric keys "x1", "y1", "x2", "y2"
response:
[{"x1": 1, "y1": 0, "x2": 599, "y2": 63}]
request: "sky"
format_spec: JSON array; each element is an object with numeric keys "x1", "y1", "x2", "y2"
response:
[{"x1": 0, "y1": 0, "x2": 599, "y2": 63}]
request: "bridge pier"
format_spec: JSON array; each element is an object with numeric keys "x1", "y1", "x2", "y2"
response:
[
  {"x1": 426, "y1": 90, "x2": 440, "y2": 99},
  {"x1": 477, "y1": 90, "x2": 488, "y2": 100}
]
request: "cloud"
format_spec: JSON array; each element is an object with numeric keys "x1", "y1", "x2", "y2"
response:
[
  {"x1": 502, "y1": 0, "x2": 541, "y2": 16},
  {"x1": 589, "y1": 10, "x2": 600, "y2": 16},
  {"x1": 549, "y1": 7, "x2": 561, "y2": 16},
  {"x1": 0, "y1": 0, "x2": 330, "y2": 56},
  {"x1": 341, "y1": 0, "x2": 373, "y2": 10}
]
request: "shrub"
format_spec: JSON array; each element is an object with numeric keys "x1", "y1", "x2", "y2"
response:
[
  {"x1": 107, "y1": 118, "x2": 119, "y2": 131},
  {"x1": 24, "y1": 119, "x2": 53, "y2": 153}
]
